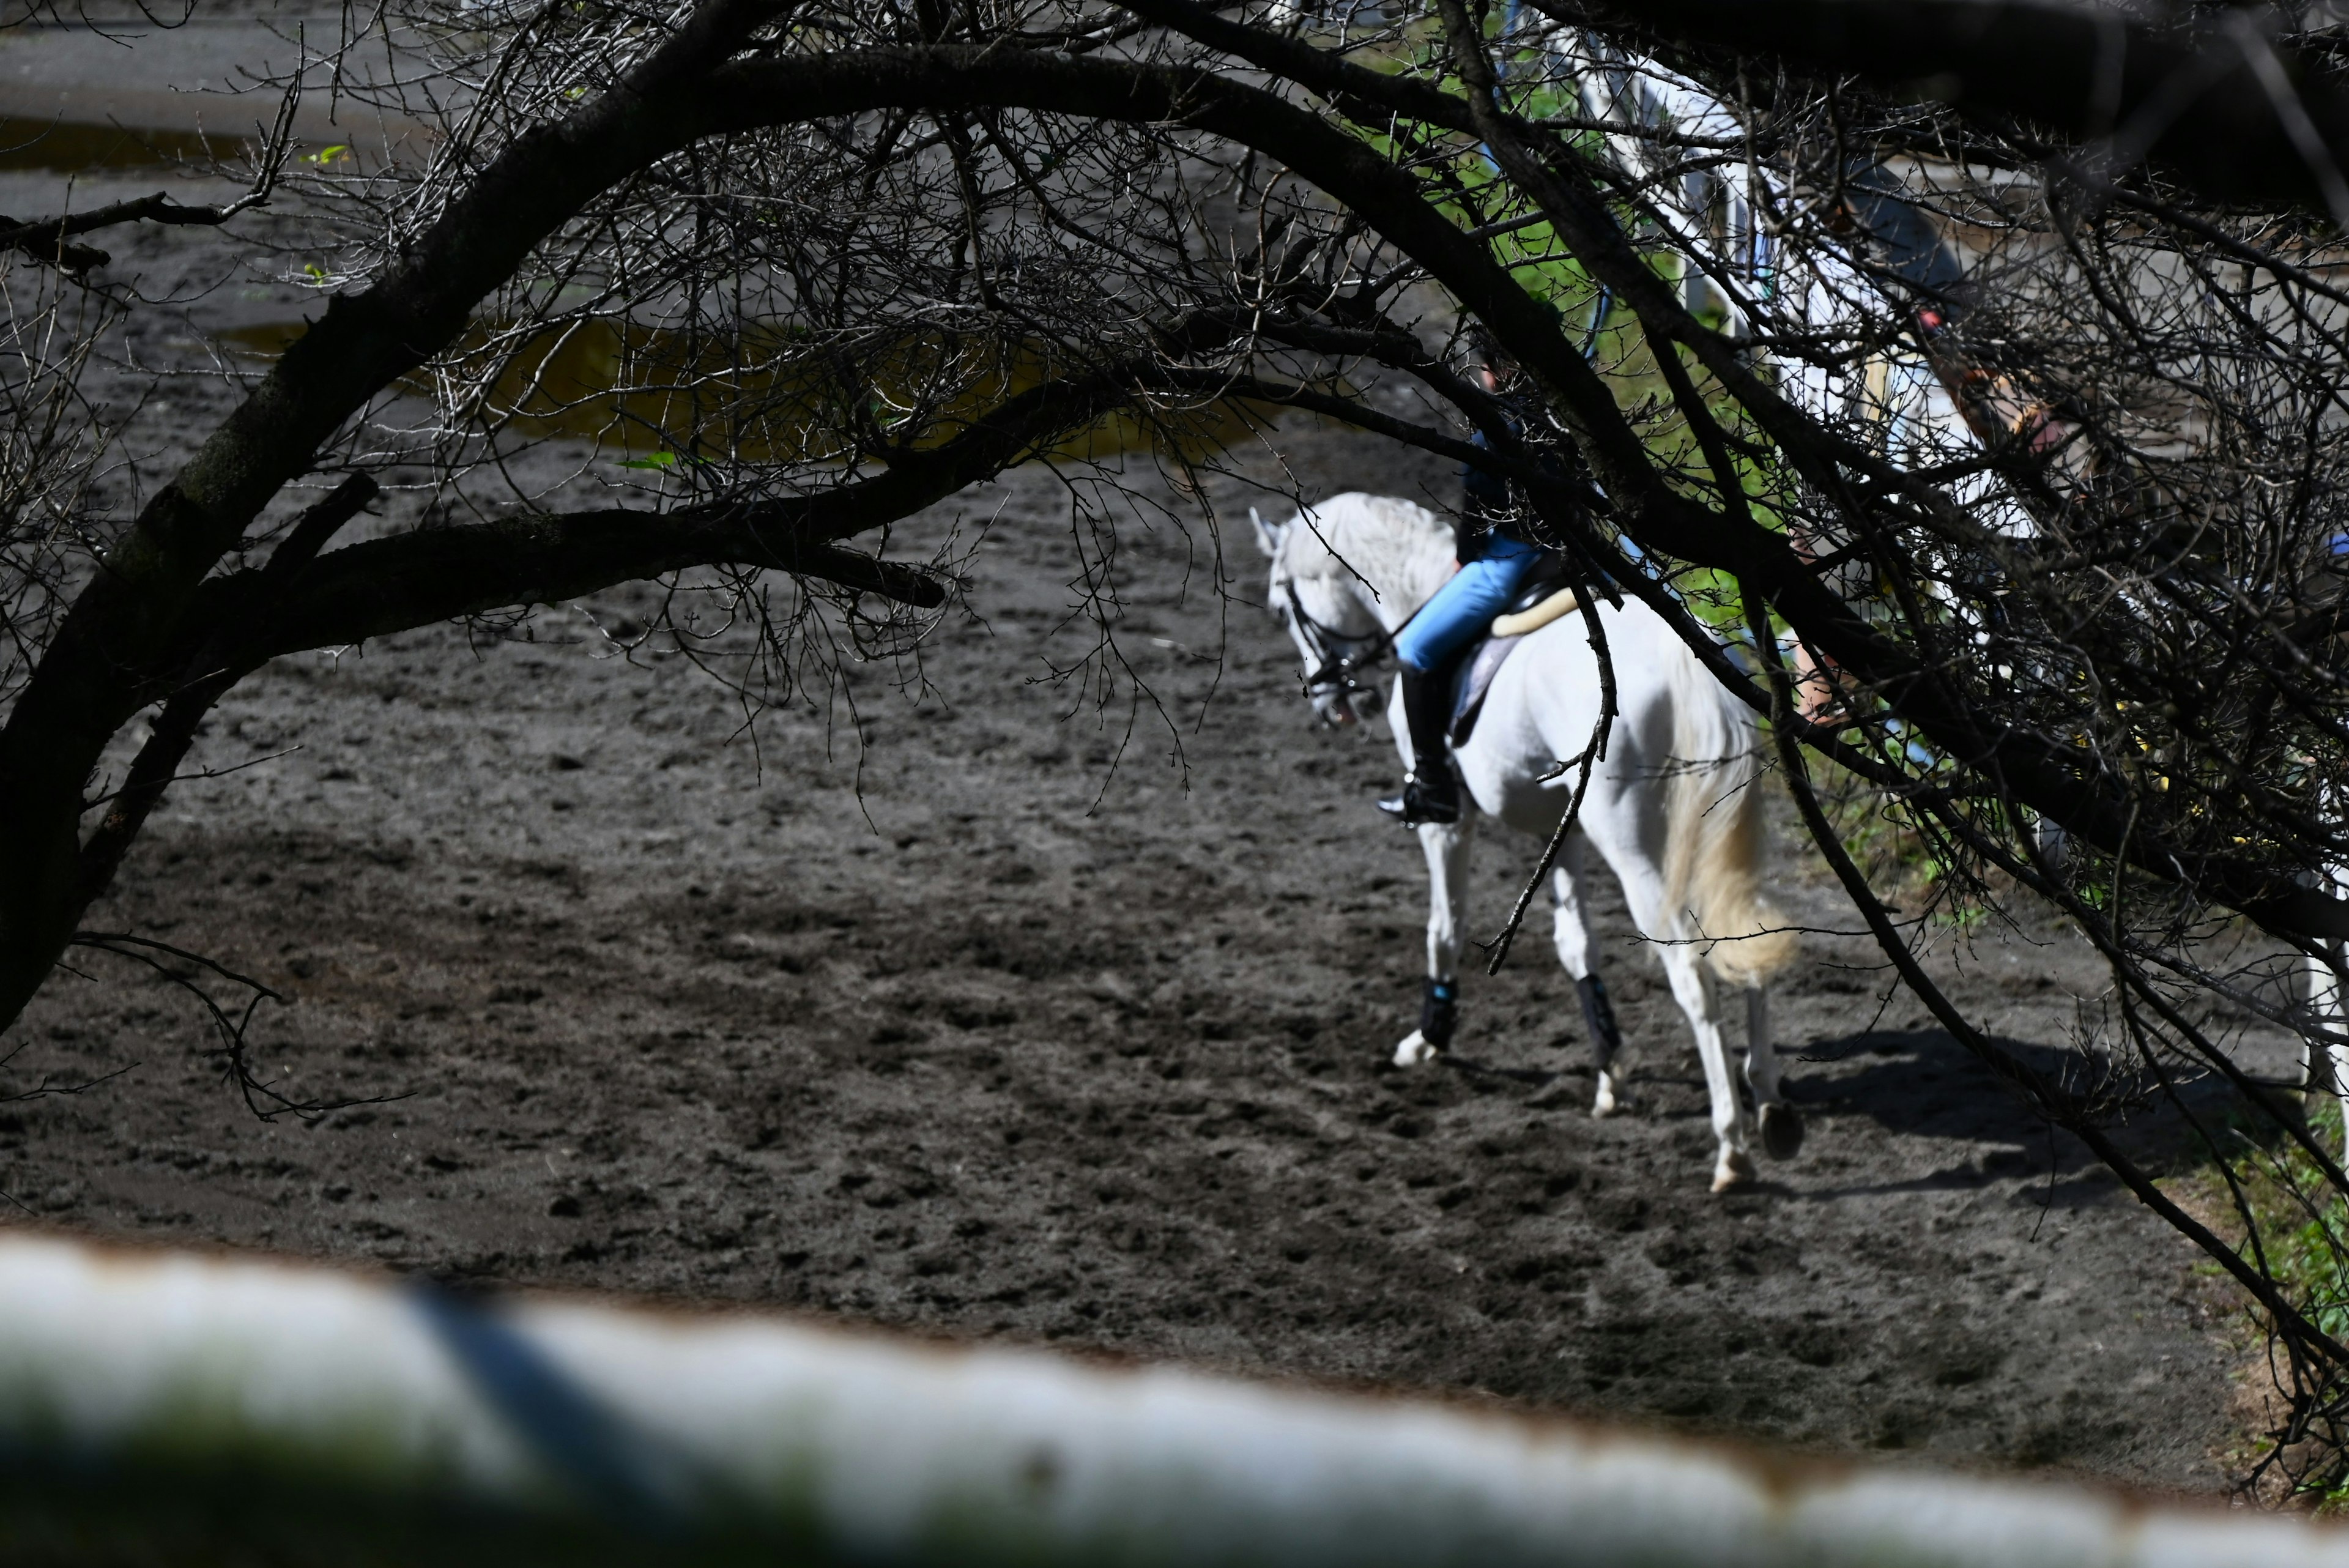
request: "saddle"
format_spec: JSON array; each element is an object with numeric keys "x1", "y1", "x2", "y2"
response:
[{"x1": 1445, "y1": 570, "x2": 1579, "y2": 747}]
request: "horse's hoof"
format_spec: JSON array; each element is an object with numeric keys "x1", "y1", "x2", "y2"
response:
[
  {"x1": 1759, "y1": 1102, "x2": 1806, "y2": 1161},
  {"x1": 1591, "y1": 1072, "x2": 1620, "y2": 1118},
  {"x1": 1393, "y1": 1031, "x2": 1439, "y2": 1068},
  {"x1": 1712, "y1": 1148, "x2": 1757, "y2": 1193}
]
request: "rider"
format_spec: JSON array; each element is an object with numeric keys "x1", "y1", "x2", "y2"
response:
[{"x1": 1378, "y1": 338, "x2": 1559, "y2": 827}]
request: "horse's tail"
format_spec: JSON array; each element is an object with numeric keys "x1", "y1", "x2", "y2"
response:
[{"x1": 1662, "y1": 643, "x2": 1797, "y2": 988}]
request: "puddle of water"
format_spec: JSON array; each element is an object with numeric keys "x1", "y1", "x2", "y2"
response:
[
  {"x1": 220, "y1": 317, "x2": 1288, "y2": 464},
  {"x1": 0, "y1": 116, "x2": 242, "y2": 171}
]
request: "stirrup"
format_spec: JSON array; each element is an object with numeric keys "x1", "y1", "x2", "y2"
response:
[{"x1": 1376, "y1": 773, "x2": 1460, "y2": 827}]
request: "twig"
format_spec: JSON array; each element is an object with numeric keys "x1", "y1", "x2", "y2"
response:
[{"x1": 67, "y1": 932, "x2": 406, "y2": 1123}]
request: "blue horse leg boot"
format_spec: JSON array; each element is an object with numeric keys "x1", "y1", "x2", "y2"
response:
[
  {"x1": 1376, "y1": 667, "x2": 1461, "y2": 826},
  {"x1": 1420, "y1": 977, "x2": 1460, "y2": 1052},
  {"x1": 1576, "y1": 974, "x2": 1623, "y2": 1071}
]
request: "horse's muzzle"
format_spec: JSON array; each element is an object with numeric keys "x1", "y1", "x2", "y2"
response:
[{"x1": 1308, "y1": 687, "x2": 1372, "y2": 728}]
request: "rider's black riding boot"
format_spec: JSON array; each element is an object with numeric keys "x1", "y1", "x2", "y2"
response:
[{"x1": 1377, "y1": 666, "x2": 1461, "y2": 826}]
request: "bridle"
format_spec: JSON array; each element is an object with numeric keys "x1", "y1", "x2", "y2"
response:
[{"x1": 1283, "y1": 576, "x2": 1393, "y2": 707}]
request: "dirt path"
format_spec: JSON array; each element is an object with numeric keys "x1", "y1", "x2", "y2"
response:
[{"x1": 2, "y1": 409, "x2": 2257, "y2": 1492}]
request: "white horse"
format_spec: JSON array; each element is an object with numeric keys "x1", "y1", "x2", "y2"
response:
[{"x1": 1257, "y1": 492, "x2": 1802, "y2": 1192}]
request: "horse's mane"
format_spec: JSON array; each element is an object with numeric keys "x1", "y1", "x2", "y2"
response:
[{"x1": 1282, "y1": 493, "x2": 1457, "y2": 623}]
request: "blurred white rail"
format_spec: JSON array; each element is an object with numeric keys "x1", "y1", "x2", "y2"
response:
[{"x1": 0, "y1": 1228, "x2": 2334, "y2": 1566}]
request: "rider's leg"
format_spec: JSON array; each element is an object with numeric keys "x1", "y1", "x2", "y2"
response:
[
  {"x1": 1381, "y1": 540, "x2": 1542, "y2": 827},
  {"x1": 1379, "y1": 663, "x2": 1464, "y2": 825}
]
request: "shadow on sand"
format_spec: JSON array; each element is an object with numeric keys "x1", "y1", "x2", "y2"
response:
[{"x1": 1787, "y1": 1026, "x2": 2273, "y2": 1206}]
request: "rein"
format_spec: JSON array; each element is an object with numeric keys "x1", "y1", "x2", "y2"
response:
[{"x1": 1285, "y1": 577, "x2": 1393, "y2": 700}]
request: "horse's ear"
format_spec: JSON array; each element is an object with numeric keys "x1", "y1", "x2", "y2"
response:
[{"x1": 1250, "y1": 507, "x2": 1285, "y2": 559}]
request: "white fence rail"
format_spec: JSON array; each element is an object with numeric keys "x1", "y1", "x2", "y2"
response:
[{"x1": 0, "y1": 1228, "x2": 2334, "y2": 1565}]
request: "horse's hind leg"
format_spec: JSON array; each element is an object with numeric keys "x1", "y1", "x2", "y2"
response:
[
  {"x1": 1395, "y1": 817, "x2": 1474, "y2": 1068},
  {"x1": 1745, "y1": 986, "x2": 1804, "y2": 1159},
  {"x1": 1657, "y1": 946, "x2": 1755, "y2": 1192},
  {"x1": 1548, "y1": 839, "x2": 1626, "y2": 1116}
]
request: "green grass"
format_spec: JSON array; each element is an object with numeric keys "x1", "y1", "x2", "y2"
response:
[
  {"x1": 2222, "y1": 1102, "x2": 2349, "y2": 1343},
  {"x1": 2175, "y1": 1098, "x2": 2349, "y2": 1502}
]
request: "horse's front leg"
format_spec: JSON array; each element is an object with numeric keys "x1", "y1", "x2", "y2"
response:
[
  {"x1": 1658, "y1": 948, "x2": 1756, "y2": 1192},
  {"x1": 1394, "y1": 817, "x2": 1474, "y2": 1067},
  {"x1": 1743, "y1": 986, "x2": 1804, "y2": 1159}
]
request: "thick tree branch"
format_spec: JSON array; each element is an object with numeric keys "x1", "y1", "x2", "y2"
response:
[
  {"x1": 171, "y1": 367, "x2": 1139, "y2": 673},
  {"x1": 75, "y1": 475, "x2": 383, "y2": 913},
  {"x1": 223, "y1": 518, "x2": 943, "y2": 661},
  {"x1": 1553, "y1": 0, "x2": 2349, "y2": 220}
]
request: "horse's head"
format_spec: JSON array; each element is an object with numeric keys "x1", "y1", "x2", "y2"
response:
[{"x1": 1255, "y1": 506, "x2": 1387, "y2": 727}]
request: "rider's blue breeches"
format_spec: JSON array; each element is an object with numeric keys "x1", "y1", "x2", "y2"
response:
[{"x1": 1393, "y1": 535, "x2": 1546, "y2": 673}]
